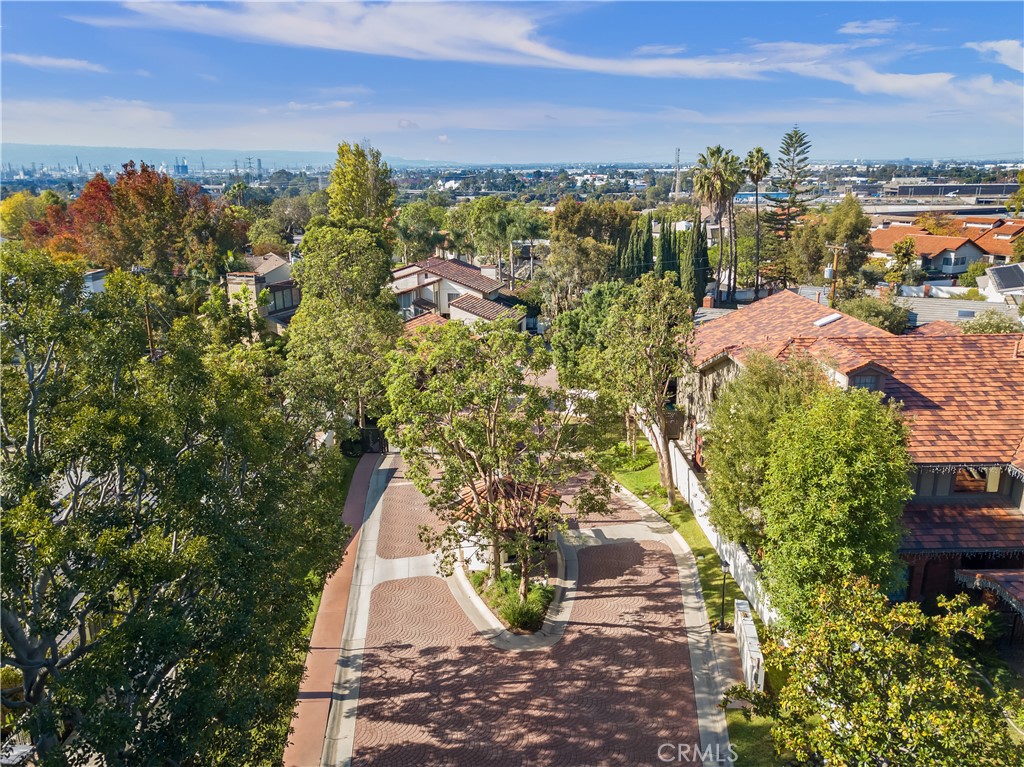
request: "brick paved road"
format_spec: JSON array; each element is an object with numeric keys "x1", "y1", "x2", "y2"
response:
[{"x1": 349, "y1": 460, "x2": 701, "y2": 767}]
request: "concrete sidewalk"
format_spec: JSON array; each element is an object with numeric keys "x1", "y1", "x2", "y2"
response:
[{"x1": 283, "y1": 453, "x2": 380, "y2": 767}]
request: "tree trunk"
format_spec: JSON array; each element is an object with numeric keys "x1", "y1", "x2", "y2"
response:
[
  {"x1": 519, "y1": 554, "x2": 530, "y2": 603},
  {"x1": 657, "y1": 426, "x2": 677, "y2": 507},
  {"x1": 491, "y1": 534, "x2": 501, "y2": 584},
  {"x1": 753, "y1": 181, "x2": 761, "y2": 298}
]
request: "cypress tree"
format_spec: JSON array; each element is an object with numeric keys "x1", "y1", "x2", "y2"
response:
[
  {"x1": 641, "y1": 215, "x2": 654, "y2": 276},
  {"x1": 678, "y1": 229, "x2": 696, "y2": 306}
]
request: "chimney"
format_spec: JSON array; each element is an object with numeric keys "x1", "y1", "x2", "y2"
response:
[
  {"x1": 923, "y1": 284, "x2": 931, "y2": 297},
  {"x1": 702, "y1": 295, "x2": 715, "y2": 309}
]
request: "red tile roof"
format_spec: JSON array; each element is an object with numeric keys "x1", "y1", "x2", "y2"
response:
[
  {"x1": 449, "y1": 294, "x2": 523, "y2": 322},
  {"x1": 815, "y1": 334, "x2": 1024, "y2": 470},
  {"x1": 417, "y1": 257, "x2": 503, "y2": 294},
  {"x1": 692, "y1": 290, "x2": 891, "y2": 368},
  {"x1": 956, "y1": 569, "x2": 1024, "y2": 616},
  {"x1": 805, "y1": 338, "x2": 892, "y2": 376},
  {"x1": 971, "y1": 224, "x2": 1024, "y2": 258},
  {"x1": 869, "y1": 226, "x2": 929, "y2": 253},
  {"x1": 906, "y1": 320, "x2": 963, "y2": 337},
  {"x1": 870, "y1": 229, "x2": 975, "y2": 257},
  {"x1": 403, "y1": 313, "x2": 448, "y2": 334},
  {"x1": 901, "y1": 502, "x2": 1024, "y2": 554}
]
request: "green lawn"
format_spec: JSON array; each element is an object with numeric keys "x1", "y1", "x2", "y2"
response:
[{"x1": 611, "y1": 437, "x2": 785, "y2": 766}]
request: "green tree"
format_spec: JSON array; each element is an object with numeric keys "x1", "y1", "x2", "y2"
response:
[
  {"x1": 270, "y1": 193, "x2": 311, "y2": 234},
  {"x1": 702, "y1": 354, "x2": 828, "y2": 553},
  {"x1": 1006, "y1": 168, "x2": 1024, "y2": 215},
  {"x1": 693, "y1": 146, "x2": 732, "y2": 296},
  {"x1": 823, "y1": 194, "x2": 873, "y2": 284},
  {"x1": 293, "y1": 225, "x2": 392, "y2": 305},
  {"x1": 766, "y1": 126, "x2": 814, "y2": 242},
  {"x1": 600, "y1": 273, "x2": 695, "y2": 506},
  {"x1": 381, "y1": 319, "x2": 613, "y2": 600},
  {"x1": 838, "y1": 295, "x2": 910, "y2": 334},
  {"x1": 958, "y1": 259, "x2": 990, "y2": 288},
  {"x1": 247, "y1": 216, "x2": 288, "y2": 255},
  {"x1": 538, "y1": 233, "x2": 615, "y2": 316},
  {"x1": 549, "y1": 280, "x2": 627, "y2": 388},
  {"x1": 744, "y1": 147, "x2": 772, "y2": 296},
  {"x1": 0, "y1": 247, "x2": 349, "y2": 763},
  {"x1": 959, "y1": 308, "x2": 1022, "y2": 334},
  {"x1": 468, "y1": 195, "x2": 510, "y2": 262},
  {"x1": 728, "y1": 577, "x2": 1020, "y2": 767},
  {"x1": 761, "y1": 386, "x2": 913, "y2": 625},
  {"x1": 886, "y1": 235, "x2": 919, "y2": 286},
  {"x1": 327, "y1": 142, "x2": 396, "y2": 229}
]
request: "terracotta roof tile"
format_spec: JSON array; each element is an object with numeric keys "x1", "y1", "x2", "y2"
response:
[
  {"x1": 824, "y1": 334, "x2": 1024, "y2": 470},
  {"x1": 956, "y1": 569, "x2": 1024, "y2": 615},
  {"x1": 692, "y1": 290, "x2": 891, "y2": 367},
  {"x1": 870, "y1": 228, "x2": 978, "y2": 257},
  {"x1": 901, "y1": 502, "x2": 1024, "y2": 554},
  {"x1": 907, "y1": 320, "x2": 963, "y2": 336},
  {"x1": 417, "y1": 257, "x2": 504, "y2": 294},
  {"x1": 449, "y1": 294, "x2": 523, "y2": 322},
  {"x1": 403, "y1": 313, "x2": 447, "y2": 334},
  {"x1": 971, "y1": 224, "x2": 1024, "y2": 258},
  {"x1": 869, "y1": 226, "x2": 929, "y2": 253}
]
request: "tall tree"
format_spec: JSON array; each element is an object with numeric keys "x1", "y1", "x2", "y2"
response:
[
  {"x1": 692, "y1": 145, "x2": 730, "y2": 295},
  {"x1": 327, "y1": 142, "x2": 396, "y2": 230},
  {"x1": 766, "y1": 126, "x2": 814, "y2": 242},
  {"x1": 600, "y1": 273, "x2": 695, "y2": 506},
  {"x1": 1, "y1": 247, "x2": 349, "y2": 763},
  {"x1": 822, "y1": 193, "x2": 873, "y2": 283},
  {"x1": 744, "y1": 147, "x2": 772, "y2": 296},
  {"x1": 381, "y1": 319, "x2": 613, "y2": 601},
  {"x1": 728, "y1": 578, "x2": 1020, "y2": 766},
  {"x1": 886, "y1": 236, "x2": 918, "y2": 286},
  {"x1": 538, "y1": 233, "x2": 615, "y2": 317},
  {"x1": 702, "y1": 354, "x2": 828, "y2": 553},
  {"x1": 761, "y1": 386, "x2": 913, "y2": 625}
]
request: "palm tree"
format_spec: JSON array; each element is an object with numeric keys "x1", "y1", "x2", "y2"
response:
[
  {"x1": 744, "y1": 147, "x2": 772, "y2": 298},
  {"x1": 722, "y1": 151, "x2": 744, "y2": 303},
  {"x1": 693, "y1": 146, "x2": 728, "y2": 299}
]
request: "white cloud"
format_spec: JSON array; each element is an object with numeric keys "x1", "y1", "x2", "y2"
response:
[
  {"x1": 2, "y1": 53, "x2": 108, "y2": 73},
  {"x1": 632, "y1": 44, "x2": 686, "y2": 56},
  {"x1": 965, "y1": 40, "x2": 1024, "y2": 73},
  {"x1": 286, "y1": 100, "x2": 355, "y2": 111},
  {"x1": 838, "y1": 19, "x2": 900, "y2": 35},
  {"x1": 437, "y1": 134, "x2": 450, "y2": 144},
  {"x1": 398, "y1": 119, "x2": 420, "y2": 130}
]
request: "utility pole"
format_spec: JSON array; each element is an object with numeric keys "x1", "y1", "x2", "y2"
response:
[
  {"x1": 825, "y1": 243, "x2": 846, "y2": 308},
  {"x1": 673, "y1": 147, "x2": 681, "y2": 198}
]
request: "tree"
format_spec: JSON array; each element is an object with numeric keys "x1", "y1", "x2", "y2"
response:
[
  {"x1": 394, "y1": 199, "x2": 446, "y2": 263},
  {"x1": 702, "y1": 354, "x2": 828, "y2": 553},
  {"x1": 270, "y1": 193, "x2": 311, "y2": 235},
  {"x1": 959, "y1": 308, "x2": 1022, "y2": 334},
  {"x1": 327, "y1": 142, "x2": 396, "y2": 229},
  {"x1": 958, "y1": 259, "x2": 990, "y2": 288},
  {"x1": 1005, "y1": 168, "x2": 1024, "y2": 215},
  {"x1": 380, "y1": 319, "x2": 613, "y2": 601},
  {"x1": 887, "y1": 235, "x2": 919, "y2": 286},
  {"x1": 1, "y1": 247, "x2": 350, "y2": 763},
  {"x1": 693, "y1": 146, "x2": 732, "y2": 295},
  {"x1": 915, "y1": 211, "x2": 961, "y2": 236},
  {"x1": 0, "y1": 191, "x2": 47, "y2": 239},
  {"x1": 468, "y1": 195, "x2": 510, "y2": 262},
  {"x1": 761, "y1": 386, "x2": 913, "y2": 625},
  {"x1": 247, "y1": 217, "x2": 288, "y2": 255},
  {"x1": 600, "y1": 273, "x2": 695, "y2": 506},
  {"x1": 727, "y1": 577, "x2": 1020, "y2": 767},
  {"x1": 838, "y1": 295, "x2": 911, "y2": 334},
  {"x1": 766, "y1": 126, "x2": 814, "y2": 242},
  {"x1": 744, "y1": 147, "x2": 772, "y2": 296},
  {"x1": 287, "y1": 224, "x2": 398, "y2": 431},
  {"x1": 822, "y1": 194, "x2": 873, "y2": 283},
  {"x1": 549, "y1": 280, "x2": 626, "y2": 389},
  {"x1": 538, "y1": 233, "x2": 615, "y2": 316}
]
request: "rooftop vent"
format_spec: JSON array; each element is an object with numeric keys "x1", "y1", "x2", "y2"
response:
[{"x1": 813, "y1": 312, "x2": 843, "y2": 327}]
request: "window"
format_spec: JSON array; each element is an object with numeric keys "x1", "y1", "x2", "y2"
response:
[
  {"x1": 447, "y1": 292, "x2": 461, "y2": 306},
  {"x1": 851, "y1": 373, "x2": 879, "y2": 391},
  {"x1": 953, "y1": 467, "x2": 1000, "y2": 494},
  {"x1": 398, "y1": 292, "x2": 413, "y2": 309},
  {"x1": 942, "y1": 253, "x2": 966, "y2": 266}
]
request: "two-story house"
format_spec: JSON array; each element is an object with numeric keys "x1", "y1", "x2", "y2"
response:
[
  {"x1": 679, "y1": 290, "x2": 1024, "y2": 612},
  {"x1": 391, "y1": 257, "x2": 526, "y2": 330}
]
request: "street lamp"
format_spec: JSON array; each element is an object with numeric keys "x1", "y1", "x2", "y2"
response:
[{"x1": 718, "y1": 558, "x2": 730, "y2": 631}]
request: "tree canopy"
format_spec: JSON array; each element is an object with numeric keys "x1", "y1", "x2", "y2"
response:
[
  {"x1": 761, "y1": 386, "x2": 913, "y2": 625},
  {"x1": 728, "y1": 577, "x2": 1021, "y2": 767}
]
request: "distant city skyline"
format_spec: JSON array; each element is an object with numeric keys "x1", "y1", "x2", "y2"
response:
[{"x1": 2, "y1": 2, "x2": 1022, "y2": 164}]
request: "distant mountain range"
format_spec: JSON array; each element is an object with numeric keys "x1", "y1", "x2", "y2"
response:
[{"x1": 2, "y1": 142, "x2": 1021, "y2": 172}]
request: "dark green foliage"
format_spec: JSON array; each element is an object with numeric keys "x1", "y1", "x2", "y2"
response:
[{"x1": 838, "y1": 295, "x2": 911, "y2": 334}]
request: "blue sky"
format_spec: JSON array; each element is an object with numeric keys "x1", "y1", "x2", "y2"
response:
[{"x1": 2, "y1": 2, "x2": 1022, "y2": 163}]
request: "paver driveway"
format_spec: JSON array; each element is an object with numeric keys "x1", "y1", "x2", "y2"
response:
[{"x1": 340, "y1": 456, "x2": 704, "y2": 767}]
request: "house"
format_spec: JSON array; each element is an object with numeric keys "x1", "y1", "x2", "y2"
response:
[
  {"x1": 970, "y1": 222, "x2": 1024, "y2": 265},
  {"x1": 978, "y1": 263, "x2": 1024, "y2": 302},
  {"x1": 898, "y1": 296, "x2": 1020, "y2": 328},
  {"x1": 84, "y1": 268, "x2": 106, "y2": 294},
  {"x1": 391, "y1": 257, "x2": 526, "y2": 331},
  {"x1": 244, "y1": 252, "x2": 292, "y2": 284},
  {"x1": 225, "y1": 272, "x2": 301, "y2": 335},
  {"x1": 869, "y1": 228, "x2": 987, "y2": 275},
  {"x1": 679, "y1": 289, "x2": 1024, "y2": 610}
]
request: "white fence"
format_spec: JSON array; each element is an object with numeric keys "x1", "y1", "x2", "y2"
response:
[
  {"x1": 640, "y1": 419, "x2": 778, "y2": 625},
  {"x1": 734, "y1": 600, "x2": 765, "y2": 692}
]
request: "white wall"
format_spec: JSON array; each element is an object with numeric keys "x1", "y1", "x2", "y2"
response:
[{"x1": 641, "y1": 419, "x2": 779, "y2": 625}]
